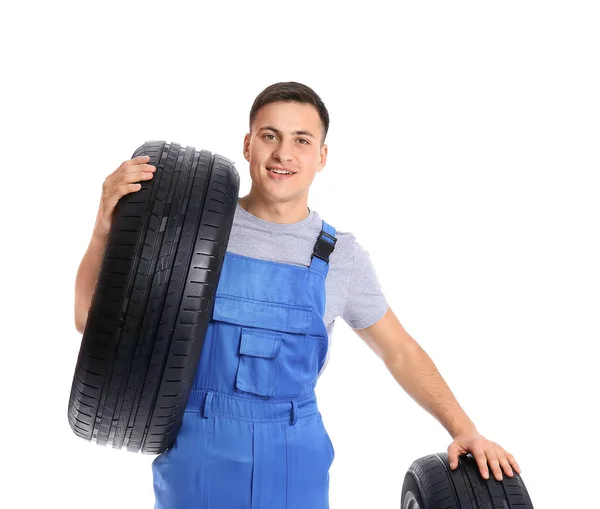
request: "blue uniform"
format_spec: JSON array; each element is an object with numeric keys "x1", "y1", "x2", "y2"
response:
[{"x1": 152, "y1": 220, "x2": 338, "y2": 508}]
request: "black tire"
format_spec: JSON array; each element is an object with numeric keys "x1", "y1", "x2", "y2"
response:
[
  {"x1": 401, "y1": 452, "x2": 534, "y2": 509},
  {"x1": 68, "y1": 140, "x2": 240, "y2": 454}
]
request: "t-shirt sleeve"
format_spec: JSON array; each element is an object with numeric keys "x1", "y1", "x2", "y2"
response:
[{"x1": 340, "y1": 238, "x2": 389, "y2": 329}]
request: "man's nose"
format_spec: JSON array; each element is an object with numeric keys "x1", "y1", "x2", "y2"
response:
[
  {"x1": 272, "y1": 140, "x2": 294, "y2": 162},
  {"x1": 273, "y1": 151, "x2": 291, "y2": 162}
]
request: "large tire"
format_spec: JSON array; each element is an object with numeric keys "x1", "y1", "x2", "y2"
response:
[
  {"x1": 68, "y1": 141, "x2": 239, "y2": 454},
  {"x1": 401, "y1": 452, "x2": 534, "y2": 508}
]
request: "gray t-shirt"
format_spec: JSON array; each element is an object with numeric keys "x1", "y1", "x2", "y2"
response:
[{"x1": 226, "y1": 202, "x2": 389, "y2": 375}]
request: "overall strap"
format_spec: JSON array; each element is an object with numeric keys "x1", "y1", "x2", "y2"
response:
[{"x1": 309, "y1": 220, "x2": 337, "y2": 276}]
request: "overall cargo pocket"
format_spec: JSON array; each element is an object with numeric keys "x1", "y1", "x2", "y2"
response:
[{"x1": 236, "y1": 328, "x2": 282, "y2": 397}]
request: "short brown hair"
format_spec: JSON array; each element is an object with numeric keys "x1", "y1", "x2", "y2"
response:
[{"x1": 249, "y1": 81, "x2": 330, "y2": 146}]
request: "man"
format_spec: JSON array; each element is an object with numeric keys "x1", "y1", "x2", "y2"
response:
[{"x1": 75, "y1": 81, "x2": 520, "y2": 508}]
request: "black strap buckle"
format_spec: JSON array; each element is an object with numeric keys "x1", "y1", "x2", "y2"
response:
[{"x1": 312, "y1": 230, "x2": 337, "y2": 264}]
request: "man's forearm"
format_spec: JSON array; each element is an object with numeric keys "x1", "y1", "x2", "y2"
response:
[
  {"x1": 386, "y1": 343, "x2": 477, "y2": 439},
  {"x1": 74, "y1": 227, "x2": 109, "y2": 333}
]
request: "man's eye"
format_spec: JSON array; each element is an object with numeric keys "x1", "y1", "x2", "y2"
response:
[
  {"x1": 298, "y1": 139, "x2": 309, "y2": 144},
  {"x1": 264, "y1": 134, "x2": 276, "y2": 140}
]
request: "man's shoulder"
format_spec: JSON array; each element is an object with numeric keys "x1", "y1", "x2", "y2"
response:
[
  {"x1": 322, "y1": 220, "x2": 373, "y2": 270},
  {"x1": 331, "y1": 228, "x2": 356, "y2": 249},
  {"x1": 319, "y1": 221, "x2": 357, "y2": 268},
  {"x1": 314, "y1": 212, "x2": 354, "y2": 241}
]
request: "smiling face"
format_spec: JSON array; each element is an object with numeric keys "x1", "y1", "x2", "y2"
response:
[{"x1": 243, "y1": 101, "x2": 328, "y2": 205}]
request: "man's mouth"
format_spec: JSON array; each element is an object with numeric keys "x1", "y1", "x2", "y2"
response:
[{"x1": 266, "y1": 166, "x2": 296, "y2": 176}]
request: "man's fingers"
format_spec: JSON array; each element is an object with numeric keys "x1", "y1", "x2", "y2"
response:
[
  {"x1": 122, "y1": 155, "x2": 152, "y2": 172},
  {"x1": 132, "y1": 163, "x2": 155, "y2": 172},
  {"x1": 486, "y1": 451, "x2": 503, "y2": 481},
  {"x1": 498, "y1": 454, "x2": 513, "y2": 477},
  {"x1": 505, "y1": 451, "x2": 521, "y2": 473},
  {"x1": 130, "y1": 155, "x2": 150, "y2": 164},
  {"x1": 496, "y1": 446, "x2": 521, "y2": 474},
  {"x1": 120, "y1": 155, "x2": 149, "y2": 170},
  {"x1": 447, "y1": 444, "x2": 460, "y2": 469},
  {"x1": 138, "y1": 170, "x2": 154, "y2": 180},
  {"x1": 473, "y1": 450, "x2": 490, "y2": 479}
]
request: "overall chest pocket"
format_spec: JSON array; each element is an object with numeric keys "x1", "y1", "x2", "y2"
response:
[
  {"x1": 212, "y1": 294, "x2": 313, "y2": 398},
  {"x1": 236, "y1": 328, "x2": 282, "y2": 397}
]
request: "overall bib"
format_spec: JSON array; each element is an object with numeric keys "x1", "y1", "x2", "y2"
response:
[{"x1": 152, "y1": 220, "x2": 338, "y2": 509}]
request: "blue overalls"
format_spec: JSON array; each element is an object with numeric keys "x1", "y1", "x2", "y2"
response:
[{"x1": 152, "y1": 220, "x2": 338, "y2": 509}]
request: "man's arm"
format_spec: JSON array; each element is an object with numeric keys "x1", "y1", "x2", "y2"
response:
[
  {"x1": 353, "y1": 306, "x2": 521, "y2": 481},
  {"x1": 74, "y1": 210, "x2": 110, "y2": 334},
  {"x1": 352, "y1": 306, "x2": 477, "y2": 438},
  {"x1": 74, "y1": 154, "x2": 156, "y2": 334}
]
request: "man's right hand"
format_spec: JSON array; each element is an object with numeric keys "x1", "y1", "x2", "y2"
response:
[{"x1": 94, "y1": 154, "x2": 156, "y2": 237}]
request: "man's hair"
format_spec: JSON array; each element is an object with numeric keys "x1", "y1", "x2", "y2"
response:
[{"x1": 249, "y1": 81, "x2": 330, "y2": 146}]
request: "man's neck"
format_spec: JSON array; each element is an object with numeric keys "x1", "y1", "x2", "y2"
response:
[{"x1": 238, "y1": 194, "x2": 310, "y2": 224}]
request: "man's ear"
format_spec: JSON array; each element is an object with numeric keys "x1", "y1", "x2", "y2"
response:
[
  {"x1": 243, "y1": 133, "x2": 251, "y2": 162},
  {"x1": 316, "y1": 144, "x2": 328, "y2": 173}
]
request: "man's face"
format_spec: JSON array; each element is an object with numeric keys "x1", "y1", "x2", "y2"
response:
[{"x1": 243, "y1": 101, "x2": 327, "y2": 204}]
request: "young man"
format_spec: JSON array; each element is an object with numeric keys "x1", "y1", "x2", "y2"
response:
[{"x1": 75, "y1": 81, "x2": 520, "y2": 508}]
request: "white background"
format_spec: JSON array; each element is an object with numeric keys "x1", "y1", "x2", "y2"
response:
[{"x1": 1, "y1": 1, "x2": 598, "y2": 508}]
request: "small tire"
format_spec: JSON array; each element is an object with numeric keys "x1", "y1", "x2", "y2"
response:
[
  {"x1": 401, "y1": 452, "x2": 534, "y2": 508},
  {"x1": 68, "y1": 140, "x2": 239, "y2": 454}
]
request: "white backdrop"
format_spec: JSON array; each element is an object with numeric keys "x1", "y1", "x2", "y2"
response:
[{"x1": 1, "y1": 1, "x2": 598, "y2": 508}]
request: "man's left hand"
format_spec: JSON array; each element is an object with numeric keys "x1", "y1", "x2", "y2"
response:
[{"x1": 447, "y1": 430, "x2": 521, "y2": 481}]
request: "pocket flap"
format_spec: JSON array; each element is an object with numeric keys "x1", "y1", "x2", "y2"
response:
[
  {"x1": 213, "y1": 294, "x2": 311, "y2": 334},
  {"x1": 239, "y1": 328, "x2": 282, "y2": 358}
]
